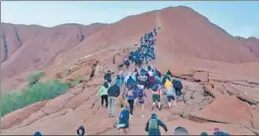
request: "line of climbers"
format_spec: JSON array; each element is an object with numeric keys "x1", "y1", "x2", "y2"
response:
[
  {"x1": 98, "y1": 27, "x2": 230, "y2": 136},
  {"x1": 34, "y1": 27, "x2": 230, "y2": 136}
]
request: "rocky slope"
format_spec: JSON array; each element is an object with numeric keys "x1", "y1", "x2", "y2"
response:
[{"x1": 1, "y1": 6, "x2": 259, "y2": 135}]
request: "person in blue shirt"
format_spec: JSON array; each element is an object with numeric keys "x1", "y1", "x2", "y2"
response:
[{"x1": 117, "y1": 106, "x2": 131, "y2": 135}]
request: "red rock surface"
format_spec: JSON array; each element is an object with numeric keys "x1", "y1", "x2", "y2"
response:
[{"x1": 1, "y1": 6, "x2": 259, "y2": 135}]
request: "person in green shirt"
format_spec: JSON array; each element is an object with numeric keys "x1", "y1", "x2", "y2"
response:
[{"x1": 97, "y1": 82, "x2": 109, "y2": 108}]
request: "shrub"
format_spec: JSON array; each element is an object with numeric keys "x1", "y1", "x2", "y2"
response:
[
  {"x1": 27, "y1": 71, "x2": 45, "y2": 86},
  {"x1": 1, "y1": 79, "x2": 69, "y2": 117}
]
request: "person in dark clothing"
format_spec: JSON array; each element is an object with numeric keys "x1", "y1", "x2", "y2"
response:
[
  {"x1": 34, "y1": 131, "x2": 42, "y2": 136},
  {"x1": 107, "y1": 83, "x2": 120, "y2": 117},
  {"x1": 213, "y1": 128, "x2": 230, "y2": 136},
  {"x1": 173, "y1": 126, "x2": 189, "y2": 135},
  {"x1": 124, "y1": 85, "x2": 135, "y2": 115},
  {"x1": 104, "y1": 70, "x2": 114, "y2": 83},
  {"x1": 117, "y1": 106, "x2": 131, "y2": 135},
  {"x1": 77, "y1": 125, "x2": 86, "y2": 136},
  {"x1": 200, "y1": 132, "x2": 209, "y2": 136},
  {"x1": 145, "y1": 113, "x2": 168, "y2": 136},
  {"x1": 155, "y1": 68, "x2": 162, "y2": 78},
  {"x1": 166, "y1": 69, "x2": 173, "y2": 77},
  {"x1": 172, "y1": 78, "x2": 183, "y2": 97}
]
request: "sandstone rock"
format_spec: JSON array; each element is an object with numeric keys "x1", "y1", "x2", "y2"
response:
[
  {"x1": 190, "y1": 96, "x2": 253, "y2": 127},
  {"x1": 1, "y1": 101, "x2": 47, "y2": 129},
  {"x1": 41, "y1": 93, "x2": 75, "y2": 114}
]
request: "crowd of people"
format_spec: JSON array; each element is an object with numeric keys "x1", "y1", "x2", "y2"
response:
[
  {"x1": 33, "y1": 27, "x2": 230, "y2": 136},
  {"x1": 98, "y1": 27, "x2": 230, "y2": 136}
]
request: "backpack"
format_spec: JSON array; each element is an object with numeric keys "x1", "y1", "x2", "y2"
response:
[
  {"x1": 149, "y1": 76, "x2": 156, "y2": 84},
  {"x1": 127, "y1": 90, "x2": 133, "y2": 96},
  {"x1": 152, "y1": 84, "x2": 159, "y2": 91},
  {"x1": 138, "y1": 89, "x2": 144, "y2": 98},
  {"x1": 119, "y1": 110, "x2": 129, "y2": 122},
  {"x1": 148, "y1": 119, "x2": 159, "y2": 130}
]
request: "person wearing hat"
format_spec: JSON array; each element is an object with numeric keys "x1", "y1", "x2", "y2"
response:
[
  {"x1": 145, "y1": 113, "x2": 168, "y2": 136},
  {"x1": 173, "y1": 126, "x2": 189, "y2": 135},
  {"x1": 34, "y1": 131, "x2": 42, "y2": 136},
  {"x1": 77, "y1": 125, "x2": 86, "y2": 136},
  {"x1": 117, "y1": 106, "x2": 131, "y2": 135}
]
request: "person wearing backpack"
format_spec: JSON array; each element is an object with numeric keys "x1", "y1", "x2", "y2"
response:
[
  {"x1": 145, "y1": 113, "x2": 168, "y2": 136},
  {"x1": 125, "y1": 85, "x2": 135, "y2": 116},
  {"x1": 151, "y1": 84, "x2": 162, "y2": 111},
  {"x1": 117, "y1": 106, "x2": 131, "y2": 135},
  {"x1": 136, "y1": 85, "x2": 147, "y2": 118},
  {"x1": 96, "y1": 82, "x2": 109, "y2": 108}
]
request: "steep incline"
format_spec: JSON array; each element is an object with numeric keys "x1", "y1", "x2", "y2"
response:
[{"x1": 156, "y1": 6, "x2": 258, "y2": 63}]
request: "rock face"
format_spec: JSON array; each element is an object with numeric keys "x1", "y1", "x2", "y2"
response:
[
  {"x1": 1, "y1": 6, "x2": 259, "y2": 135},
  {"x1": 190, "y1": 96, "x2": 253, "y2": 127}
]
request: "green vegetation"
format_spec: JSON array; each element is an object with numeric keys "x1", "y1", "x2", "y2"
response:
[
  {"x1": 1, "y1": 79, "x2": 70, "y2": 117},
  {"x1": 27, "y1": 71, "x2": 45, "y2": 86}
]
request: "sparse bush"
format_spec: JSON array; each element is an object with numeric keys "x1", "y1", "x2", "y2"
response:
[
  {"x1": 27, "y1": 71, "x2": 45, "y2": 86},
  {"x1": 1, "y1": 79, "x2": 69, "y2": 117}
]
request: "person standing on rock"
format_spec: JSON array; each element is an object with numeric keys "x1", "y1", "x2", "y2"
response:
[
  {"x1": 145, "y1": 113, "x2": 168, "y2": 136},
  {"x1": 97, "y1": 81, "x2": 109, "y2": 108},
  {"x1": 115, "y1": 75, "x2": 122, "y2": 87},
  {"x1": 77, "y1": 125, "x2": 86, "y2": 136},
  {"x1": 107, "y1": 82, "x2": 120, "y2": 117},
  {"x1": 173, "y1": 126, "x2": 189, "y2": 135},
  {"x1": 151, "y1": 84, "x2": 162, "y2": 111},
  {"x1": 104, "y1": 70, "x2": 114, "y2": 83},
  {"x1": 136, "y1": 85, "x2": 147, "y2": 118},
  {"x1": 34, "y1": 131, "x2": 42, "y2": 136},
  {"x1": 124, "y1": 84, "x2": 136, "y2": 116},
  {"x1": 172, "y1": 78, "x2": 183, "y2": 101},
  {"x1": 166, "y1": 86, "x2": 177, "y2": 108},
  {"x1": 117, "y1": 106, "x2": 131, "y2": 135}
]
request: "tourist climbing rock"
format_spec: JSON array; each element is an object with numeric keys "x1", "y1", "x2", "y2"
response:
[
  {"x1": 151, "y1": 84, "x2": 162, "y2": 111},
  {"x1": 173, "y1": 126, "x2": 189, "y2": 135},
  {"x1": 117, "y1": 106, "x2": 131, "y2": 135},
  {"x1": 124, "y1": 84, "x2": 136, "y2": 116},
  {"x1": 104, "y1": 70, "x2": 114, "y2": 83},
  {"x1": 107, "y1": 82, "x2": 120, "y2": 117},
  {"x1": 96, "y1": 82, "x2": 109, "y2": 108},
  {"x1": 136, "y1": 85, "x2": 147, "y2": 118},
  {"x1": 172, "y1": 78, "x2": 183, "y2": 101},
  {"x1": 77, "y1": 126, "x2": 86, "y2": 136},
  {"x1": 145, "y1": 113, "x2": 168, "y2": 136}
]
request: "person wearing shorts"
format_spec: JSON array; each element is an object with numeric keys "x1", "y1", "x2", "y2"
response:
[
  {"x1": 166, "y1": 86, "x2": 177, "y2": 108},
  {"x1": 151, "y1": 85, "x2": 162, "y2": 111},
  {"x1": 136, "y1": 85, "x2": 147, "y2": 118}
]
